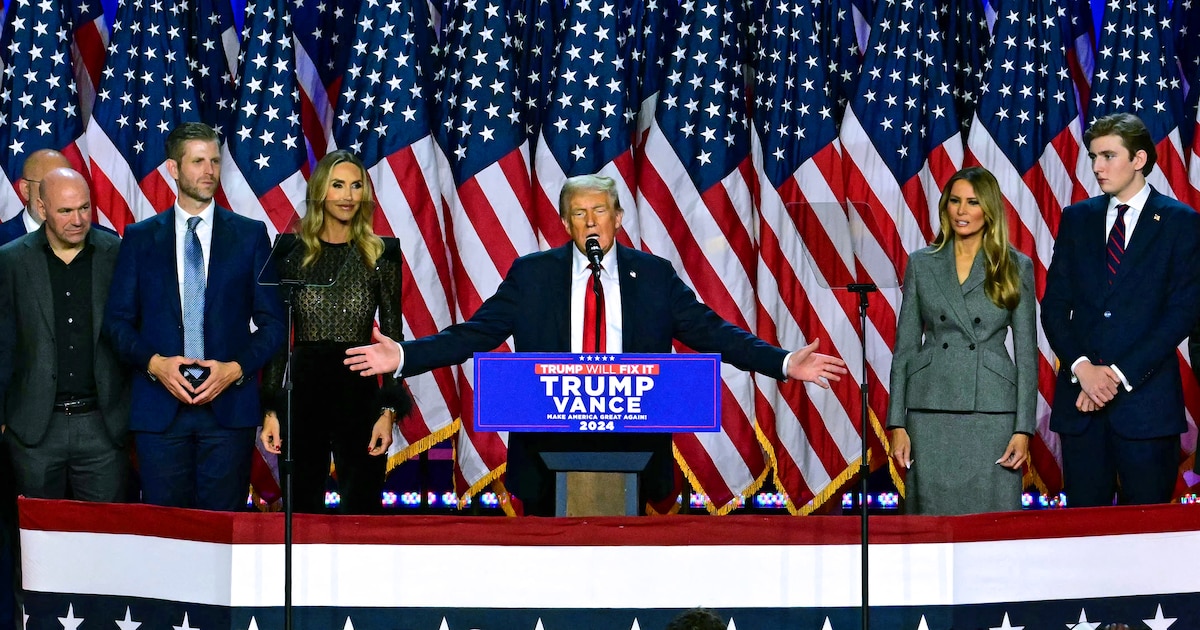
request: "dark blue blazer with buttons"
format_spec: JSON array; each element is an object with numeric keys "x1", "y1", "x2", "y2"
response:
[
  {"x1": 1042, "y1": 188, "x2": 1200, "y2": 439},
  {"x1": 103, "y1": 207, "x2": 286, "y2": 432},
  {"x1": 400, "y1": 242, "x2": 789, "y2": 501}
]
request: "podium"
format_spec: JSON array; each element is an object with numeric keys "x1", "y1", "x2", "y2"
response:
[
  {"x1": 474, "y1": 352, "x2": 722, "y2": 516},
  {"x1": 539, "y1": 452, "x2": 652, "y2": 516}
]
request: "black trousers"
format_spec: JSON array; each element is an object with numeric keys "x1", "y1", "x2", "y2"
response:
[
  {"x1": 283, "y1": 344, "x2": 387, "y2": 514},
  {"x1": 1061, "y1": 413, "x2": 1180, "y2": 507}
]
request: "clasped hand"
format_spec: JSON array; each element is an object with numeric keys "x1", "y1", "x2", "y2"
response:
[
  {"x1": 1073, "y1": 362, "x2": 1121, "y2": 412},
  {"x1": 148, "y1": 354, "x2": 242, "y2": 405}
]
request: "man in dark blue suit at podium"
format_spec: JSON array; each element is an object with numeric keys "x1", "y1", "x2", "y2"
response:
[{"x1": 345, "y1": 174, "x2": 846, "y2": 515}]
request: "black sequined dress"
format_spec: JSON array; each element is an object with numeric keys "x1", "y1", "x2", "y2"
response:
[{"x1": 263, "y1": 235, "x2": 406, "y2": 514}]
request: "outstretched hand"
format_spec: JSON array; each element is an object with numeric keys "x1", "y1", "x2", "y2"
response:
[
  {"x1": 345, "y1": 328, "x2": 401, "y2": 377},
  {"x1": 785, "y1": 339, "x2": 848, "y2": 388}
]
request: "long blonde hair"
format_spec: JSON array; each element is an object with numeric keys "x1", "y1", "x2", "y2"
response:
[
  {"x1": 931, "y1": 167, "x2": 1021, "y2": 310},
  {"x1": 297, "y1": 150, "x2": 383, "y2": 268}
]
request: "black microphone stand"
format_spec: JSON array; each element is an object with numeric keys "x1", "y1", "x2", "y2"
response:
[
  {"x1": 258, "y1": 231, "x2": 344, "y2": 630},
  {"x1": 847, "y1": 282, "x2": 877, "y2": 630},
  {"x1": 278, "y1": 277, "x2": 303, "y2": 630}
]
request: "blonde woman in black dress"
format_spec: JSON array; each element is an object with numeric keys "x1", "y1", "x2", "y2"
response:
[{"x1": 260, "y1": 150, "x2": 409, "y2": 514}]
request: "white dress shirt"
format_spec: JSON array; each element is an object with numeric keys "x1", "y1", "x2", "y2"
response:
[
  {"x1": 570, "y1": 245, "x2": 624, "y2": 353},
  {"x1": 21, "y1": 207, "x2": 39, "y2": 234},
  {"x1": 173, "y1": 201, "x2": 215, "y2": 315}
]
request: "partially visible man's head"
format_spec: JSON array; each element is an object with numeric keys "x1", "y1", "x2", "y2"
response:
[
  {"x1": 19, "y1": 149, "x2": 72, "y2": 221},
  {"x1": 165, "y1": 123, "x2": 222, "y2": 210},
  {"x1": 38, "y1": 167, "x2": 92, "y2": 250},
  {"x1": 665, "y1": 607, "x2": 725, "y2": 630},
  {"x1": 559, "y1": 174, "x2": 623, "y2": 257}
]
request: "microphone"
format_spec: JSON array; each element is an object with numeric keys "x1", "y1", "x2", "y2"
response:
[{"x1": 585, "y1": 236, "x2": 604, "y2": 272}]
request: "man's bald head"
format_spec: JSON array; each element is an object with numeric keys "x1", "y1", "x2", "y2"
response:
[
  {"x1": 38, "y1": 167, "x2": 92, "y2": 252},
  {"x1": 19, "y1": 149, "x2": 72, "y2": 222}
]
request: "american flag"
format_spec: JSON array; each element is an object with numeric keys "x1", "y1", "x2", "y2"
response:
[
  {"x1": 433, "y1": 0, "x2": 537, "y2": 509},
  {"x1": 64, "y1": 0, "x2": 108, "y2": 128},
  {"x1": 531, "y1": 0, "x2": 638, "y2": 247},
  {"x1": 838, "y1": 0, "x2": 963, "y2": 491},
  {"x1": 1176, "y1": 0, "x2": 1200, "y2": 150},
  {"x1": 86, "y1": 0, "x2": 203, "y2": 231},
  {"x1": 635, "y1": 0, "x2": 767, "y2": 513},
  {"x1": 964, "y1": 0, "x2": 1097, "y2": 498},
  {"x1": 0, "y1": 0, "x2": 88, "y2": 220},
  {"x1": 215, "y1": 0, "x2": 307, "y2": 235},
  {"x1": 749, "y1": 0, "x2": 863, "y2": 514},
  {"x1": 1089, "y1": 0, "x2": 1191, "y2": 204},
  {"x1": 187, "y1": 0, "x2": 239, "y2": 135},
  {"x1": 627, "y1": 0, "x2": 676, "y2": 148},
  {"x1": 627, "y1": 0, "x2": 674, "y2": 121},
  {"x1": 1067, "y1": 0, "x2": 1096, "y2": 120},
  {"x1": 292, "y1": 0, "x2": 360, "y2": 166},
  {"x1": 331, "y1": 0, "x2": 460, "y2": 479},
  {"x1": 939, "y1": 0, "x2": 989, "y2": 136},
  {"x1": 507, "y1": 0, "x2": 560, "y2": 146},
  {"x1": 814, "y1": 0, "x2": 862, "y2": 123}
]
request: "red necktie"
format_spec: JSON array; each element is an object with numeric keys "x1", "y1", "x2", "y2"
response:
[
  {"x1": 582, "y1": 264, "x2": 606, "y2": 353},
  {"x1": 1106, "y1": 203, "x2": 1129, "y2": 284}
]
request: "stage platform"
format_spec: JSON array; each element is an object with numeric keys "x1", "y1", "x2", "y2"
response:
[{"x1": 16, "y1": 498, "x2": 1200, "y2": 629}]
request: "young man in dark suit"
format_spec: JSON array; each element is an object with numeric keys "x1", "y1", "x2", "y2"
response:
[
  {"x1": 1042, "y1": 112, "x2": 1200, "y2": 506},
  {"x1": 103, "y1": 122, "x2": 285, "y2": 511},
  {"x1": 345, "y1": 174, "x2": 846, "y2": 514}
]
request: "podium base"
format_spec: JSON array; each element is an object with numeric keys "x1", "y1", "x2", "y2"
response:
[
  {"x1": 558, "y1": 471, "x2": 638, "y2": 516},
  {"x1": 540, "y1": 451, "x2": 652, "y2": 517}
]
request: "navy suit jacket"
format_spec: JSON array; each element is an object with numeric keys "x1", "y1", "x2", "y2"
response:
[
  {"x1": 402, "y1": 243, "x2": 788, "y2": 501},
  {"x1": 1042, "y1": 189, "x2": 1200, "y2": 439},
  {"x1": 103, "y1": 207, "x2": 286, "y2": 431},
  {"x1": 0, "y1": 211, "x2": 29, "y2": 247},
  {"x1": 403, "y1": 243, "x2": 787, "y2": 373}
]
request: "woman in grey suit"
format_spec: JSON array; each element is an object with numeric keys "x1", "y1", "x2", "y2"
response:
[{"x1": 887, "y1": 167, "x2": 1037, "y2": 515}]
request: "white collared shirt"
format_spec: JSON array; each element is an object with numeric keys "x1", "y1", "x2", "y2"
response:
[
  {"x1": 1104, "y1": 181, "x2": 1151, "y2": 246},
  {"x1": 570, "y1": 245, "x2": 624, "y2": 353},
  {"x1": 21, "y1": 207, "x2": 39, "y2": 234},
  {"x1": 174, "y1": 201, "x2": 215, "y2": 314}
]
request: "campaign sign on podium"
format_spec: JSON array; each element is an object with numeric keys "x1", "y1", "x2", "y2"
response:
[{"x1": 473, "y1": 352, "x2": 721, "y2": 434}]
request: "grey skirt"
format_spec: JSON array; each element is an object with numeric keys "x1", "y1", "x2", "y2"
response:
[{"x1": 904, "y1": 410, "x2": 1023, "y2": 515}]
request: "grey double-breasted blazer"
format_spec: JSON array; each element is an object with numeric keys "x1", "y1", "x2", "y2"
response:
[
  {"x1": 0, "y1": 227, "x2": 130, "y2": 447},
  {"x1": 886, "y1": 244, "x2": 1037, "y2": 435}
]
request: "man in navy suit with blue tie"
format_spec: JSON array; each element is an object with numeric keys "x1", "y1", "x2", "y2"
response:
[
  {"x1": 1042, "y1": 113, "x2": 1200, "y2": 507},
  {"x1": 345, "y1": 174, "x2": 847, "y2": 514},
  {"x1": 104, "y1": 123, "x2": 285, "y2": 511},
  {"x1": 0, "y1": 149, "x2": 72, "y2": 247}
]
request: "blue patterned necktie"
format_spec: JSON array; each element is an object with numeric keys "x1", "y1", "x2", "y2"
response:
[{"x1": 183, "y1": 216, "x2": 206, "y2": 359}]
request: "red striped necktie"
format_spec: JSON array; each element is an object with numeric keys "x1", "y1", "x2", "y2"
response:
[
  {"x1": 1106, "y1": 203, "x2": 1129, "y2": 284},
  {"x1": 583, "y1": 264, "x2": 606, "y2": 353}
]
